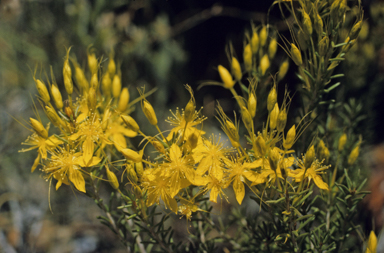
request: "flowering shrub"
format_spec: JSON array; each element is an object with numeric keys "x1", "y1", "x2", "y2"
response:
[{"x1": 19, "y1": 0, "x2": 375, "y2": 252}]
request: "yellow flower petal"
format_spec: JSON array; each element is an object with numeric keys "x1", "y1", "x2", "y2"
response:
[
  {"x1": 69, "y1": 167, "x2": 86, "y2": 192},
  {"x1": 233, "y1": 177, "x2": 245, "y2": 204},
  {"x1": 82, "y1": 137, "x2": 94, "y2": 165}
]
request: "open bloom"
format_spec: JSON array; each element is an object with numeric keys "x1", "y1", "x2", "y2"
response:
[{"x1": 290, "y1": 159, "x2": 330, "y2": 190}]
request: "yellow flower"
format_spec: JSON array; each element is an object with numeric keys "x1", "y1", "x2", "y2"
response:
[
  {"x1": 104, "y1": 117, "x2": 137, "y2": 151},
  {"x1": 200, "y1": 174, "x2": 229, "y2": 203},
  {"x1": 142, "y1": 168, "x2": 178, "y2": 213},
  {"x1": 225, "y1": 157, "x2": 264, "y2": 204},
  {"x1": 166, "y1": 108, "x2": 206, "y2": 141},
  {"x1": 44, "y1": 147, "x2": 101, "y2": 192},
  {"x1": 193, "y1": 135, "x2": 231, "y2": 181},
  {"x1": 161, "y1": 144, "x2": 196, "y2": 198},
  {"x1": 291, "y1": 159, "x2": 329, "y2": 190}
]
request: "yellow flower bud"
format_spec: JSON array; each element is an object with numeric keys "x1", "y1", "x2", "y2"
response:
[
  {"x1": 277, "y1": 59, "x2": 289, "y2": 82},
  {"x1": 304, "y1": 145, "x2": 315, "y2": 168},
  {"x1": 64, "y1": 106, "x2": 74, "y2": 121},
  {"x1": 101, "y1": 73, "x2": 111, "y2": 97},
  {"x1": 127, "y1": 166, "x2": 138, "y2": 184},
  {"x1": 268, "y1": 38, "x2": 277, "y2": 59},
  {"x1": 90, "y1": 73, "x2": 98, "y2": 90},
  {"x1": 247, "y1": 93, "x2": 257, "y2": 118},
  {"x1": 350, "y1": 21, "x2": 362, "y2": 40},
  {"x1": 259, "y1": 26, "x2": 267, "y2": 47},
  {"x1": 290, "y1": 43, "x2": 303, "y2": 66},
  {"x1": 74, "y1": 66, "x2": 89, "y2": 92},
  {"x1": 117, "y1": 88, "x2": 130, "y2": 112},
  {"x1": 63, "y1": 53, "x2": 73, "y2": 95},
  {"x1": 102, "y1": 109, "x2": 111, "y2": 131},
  {"x1": 51, "y1": 84, "x2": 63, "y2": 110},
  {"x1": 276, "y1": 108, "x2": 287, "y2": 132},
  {"x1": 366, "y1": 231, "x2": 377, "y2": 253},
  {"x1": 88, "y1": 52, "x2": 98, "y2": 75},
  {"x1": 284, "y1": 125, "x2": 296, "y2": 150},
  {"x1": 254, "y1": 135, "x2": 266, "y2": 156},
  {"x1": 359, "y1": 21, "x2": 369, "y2": 40},
  {"x1": 45, "y1": 106, "x2": 62, "y2": 128},
  {"x1": 184, "y1": 84, "x2": 196, "y2": 123},
  {"x1": 297, "y1": 30, "x2": 308, "y2": 51},
  {"x1": 108, "y1": 57, "x2": 116, "y2": 77},
  {"x1": 187, "y1": 132, "x2": 199, "y2": 150},
  {"x1": 320, "y1": 146, "x2": 330, "y2": 163},
  {"x1": 269, "y1": 103, "x2": 279, "y2": 130},
  {"x1": 106, "y1": 166, "x2": 119, "y2": 190},
  {"x1": 302, "y1": 11, "x2": 313, "y2": 35},
  {"x1": 338, "y1": 133, "x2": 347, "y2": 152},
  {"x1": 112, "y1": 75, "x2": 121, "y2": 98},
  {"x1": 152, "y1": 141, "x2": 165, "y2": 154},
  {"x1": 319, "y1": 36, "x2": 329, "y2": 57},
  {"x1": 268, "y1": 147, "x2": 280, "y2": 172},
  {"x1": 231, "y1": 57, "x2": 242, "y2": 82},
  {"x1": 243, "y1": 44, "x2": 253, "y2": 72},
  {"x1": 218, "y1": 65, "x2": 235, "y2": 89},
  {"x1": 121, "y1": 115, "x2": 140, "y2": 132},
  {"x1": 87, "y1": 87, "x2": 97, "y2": 111},
  {"x1": 35, "y1": 79, "x2": 50, "y2": 104},
  {"x1": 241, "y1": 106, "x2": 253, "y2": 133},
  {"x1": 260, "y1": 54, "x2": 270, "y2": 76},
  {"x1": 121, "y1": 148, "x2": 143, "y2": 163},
  {"x1": 251, "y1": 31, "x2": 259, "y2": 54},
  {"x1": 267, "y1": 86, "x2": 277, "y2": 111},
  {"x1": 348, "y1": 145, "x2": 359, "y2": 165},
  {"x1": 314, "y1": 12, "x2": 323, "y2": 36},
  {"x1": 135, "y1": 162, "x2": 144, "y2": 178},
  {"x1": 30, "y1": 118, "x2": 48, "y2": 138},
  {"x1": 142, "y1": 100, "x2": 158, "y2": 126},
  {"x1": 225, "y1": 120, "x2": 240, "y2": 147}
]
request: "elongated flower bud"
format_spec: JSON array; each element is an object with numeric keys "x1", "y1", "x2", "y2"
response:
[
  {"x1": 188, "y1": 132, "x2": 199, "y2": 150},
  {"x1": 348, "y1": 145, "x2": 360, "y2": 165},
  {"x1": 102, "y1": 109, "x2": 111, "y2": 131},
  {"x1": 243, "y1": 44, "x2": 253, "y2": 72},
  {"x1": 63, "y1": 52, "x2": 73, "y2": 95},
  {"x1": 247, "y1": 93, "x2": 257, "y2": 118},
  {"x1": 121, "y1": 148, "x2": 142, "y2": 163},
  {"x1": 268, "y1": 38, "x2": 277, "y2": 59},
  {"x1": 276, "y1": 108, "x2": 287, "y2": 132},
  {"x1": 108, "y1": 57, "x2": 116, "y2": 77},
  {"x1": 254, "y1": 135, "x2": 266, "y2": 156},
  {"x1": 338, "y1": 133, "x2": 347, "y2": 152},
  {"x1": 87, "y1": 87, "x2": 97, "y2": 111},
  {"x1": 127, "y1": 166, "x2": 138, "y2": 184},
  {"x1": 30, "y1": 118, "x2": 48, "y2": 138},
  {"x1": 270, "y1": 103, "x2": 279, "y2": 130},
  {"x1": 74, "y1": 65, "x2": 89, "y2": 92},
  {"x1": 268, "y1": 148, "x2": 280, "y2": 172},
  {"x1": 152, "y1": 141, "x2": 165, "y2": 154},
  {"x1": 112, "y1": 75, "x2": 121, "y2": 98},
  {"x1": 45, "y1": 106, "x2": 62, "y2": 127},
  {"x1": 241, "y1": 106, "x2": 253, "y2": 133},
  {"x1": 302, "y1": 11, "x2": 313, "y2": 35},
  {"x1": 278, "y1": 59, "x2": 289, "y2": 82},
  {"x1": 231, "y1": 57, "x2": 242, "y2": 82},
  {"x1": 121, "y1": 115, "x2": 140, "y2": 132},
  {"x1": 90, "y1": 73, "x2": 98, "y2": 90},
  {"x1": 304, "y1": 145, "x2": 315, "y2": 168},
  {"x1": 251, "y1": 31, "x2": 259, "y2": 54},
  {"x1": 314, "y1": 12, "x2": 323, "y2": 36},
  {"x1": 106, "y1": 166, "x2": 119, "y2": 190},
  {"x1": 218, "y1": 65, "x2": 235, "y2": 89},
  {"x1": 260, "y1": 55, "x2": 270, "y2": 75},
  {"x1": 35, "y1": 79, "x2": 50, "y2": 104},
  {"x1": 366, "y1": 231, "x2": 377, "y2": 253},
  {"x1": 290, "y1": 44, "x2": 303, "y2": 66},
  {"x1": 267, "y1": 86, "x2": 277, "y2": 111},
  {"x1": 51, "y1": 84, "x2": 63, "y2": 109},
  {"x1": 117, "y1": 88, "x2": 130, "y2": 112},
  {"x1": 297, "y1": 30, "x2": 308, "y2": 51},
  {"x1": 319, "y1": 36, "x2": 329, "y2": 57},
  {"x1": 142, "y1": 100, "x2": 158, "y2": 125},
  {"x1": 135, "y1": 162, "x2": 144, "y2": 178},
  {"x1": 101, "y1": 73, "x2": 111, "y2": 97},
  {"x1": 225, "y1": 120, "x2": 240, "y2": 147},
  {"x1": 259, "y1": 26, "x2": 267, "y2": 46},
  {"x1": 184, "y1": 100, "x2": 195, "y2": 123},
  {"x1": 350, "y1": 21, "x2": 362, "y2": 40},
  {"x1": 88, "y1": 52, "x2": 98, "y2": 75},
  {"x1": 283, "y1": 125, "x2": 296, "y2": 150}
]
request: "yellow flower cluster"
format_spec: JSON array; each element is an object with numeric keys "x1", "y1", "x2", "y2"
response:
[{"x1": 21, "y1": 46, "x2": 334, "y2": 220}]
